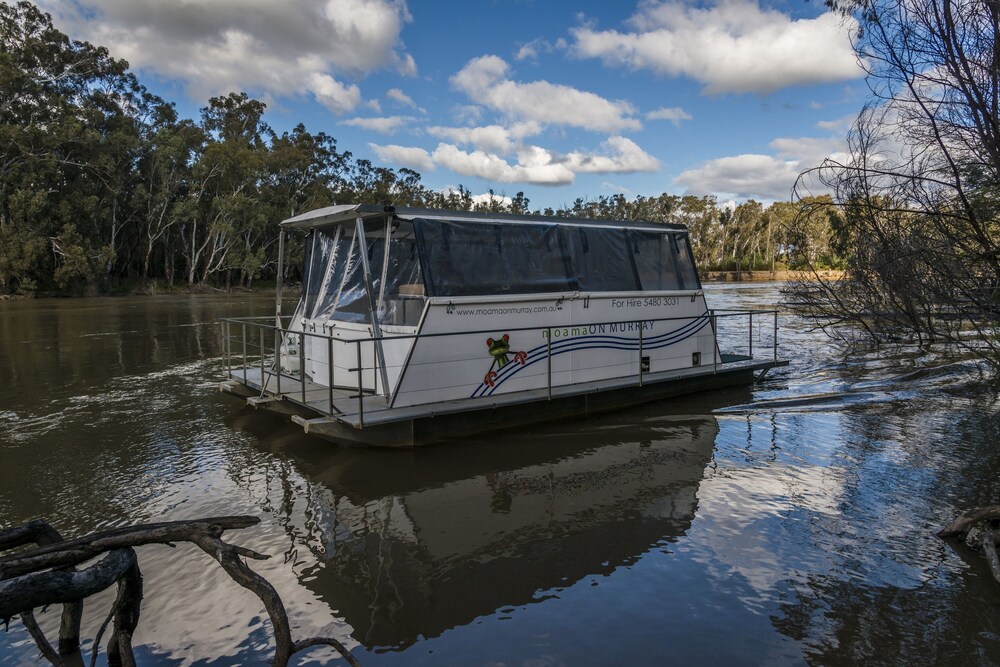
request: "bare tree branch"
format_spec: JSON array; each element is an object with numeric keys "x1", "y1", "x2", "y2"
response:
[{"x1": 0, "y1": 517, "x2": 358, "y2": 666}]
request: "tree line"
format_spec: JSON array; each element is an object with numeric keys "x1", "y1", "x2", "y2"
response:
[{"x1": 0, "y1": 1, "x2": 840, "y2": 296}]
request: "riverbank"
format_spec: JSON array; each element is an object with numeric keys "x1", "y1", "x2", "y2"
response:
[
  {"x1": 1, "y1": 271, "x2": 842, "y2": 300},
  {"x1": 0, "y1": 281, "x2": 301, "y2": 300},
  {"x1": 701, "y1": 269, "x2": 844, "y2": 282}
]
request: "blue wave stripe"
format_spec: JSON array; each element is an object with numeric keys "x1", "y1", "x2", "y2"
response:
[
  {"x1": 536, "y1": 317, "x2": 708, "y2": 354},
  {"x1": 481, "y1": 323, "x2": 708, "y2": 397},
  {"x1": 471, "y1": 315, "x2": 710, "y2": 397},
  {"x1": 516, "y1": 315, "x2": 707, "y2": 360},
  {"x1": 473, "y1": 316, "x2": 709, "y2": 398}
]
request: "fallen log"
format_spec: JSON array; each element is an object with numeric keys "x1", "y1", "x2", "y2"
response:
[
  {"x1": 982, "y1": 530, "x2": 1000, "y2": 586},
  {"x1": 0, "y1": 518, "x2": 84, "y2": 655},
  {"x1": 0, "y1": 548, "x2": 135, "y2": 619},
  {"x1": 0, "y1": 516, "x2": 359, "y2": 667},
  {"x1": 106, "y1": 552, "x2": 142, "y2": 667},
  {"x1": 0, "y1": 517, "x2": 263, "y2": 580},
  {"x1": 0, "y1": 518, "x2": 64, "y2": 551},
  {"x1": 937, "y1": 505, "x2": 1000, "y2": 538},
  {"x1": 938, "y1": 508, "x2": 1000, "y2": 589}
]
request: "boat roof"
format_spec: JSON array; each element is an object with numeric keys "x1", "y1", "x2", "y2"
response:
[{"x1": 281, "y1": 203, "x2": 688, "y2": 233}]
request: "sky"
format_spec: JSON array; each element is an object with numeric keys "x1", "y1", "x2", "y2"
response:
[{"x1": 36, "y1": 0, "x2": 865, "y2": 210}]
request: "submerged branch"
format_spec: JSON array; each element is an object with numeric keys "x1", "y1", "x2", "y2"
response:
[
  {"x1": 0, "y1": 518, "x2": 83, "y2": 655},
  {"x1": 0, "y1": 548, "x2": 136, "y2": 619},
  {"x1": 939, "y1": 508, "x2": 1000, "y2": 588},
  {"x1": 983, "y1": 531, "x2": 1000, "y2": 586},
  {"x1": 937, "y1": 505, "x2": 1000, "y2": 538},
  {"x1": 0, "y1": 516, "x2": 262, "y2": 580},
  {"x1": 0, "y1": 516, "x2": 358, "y2": 666}
]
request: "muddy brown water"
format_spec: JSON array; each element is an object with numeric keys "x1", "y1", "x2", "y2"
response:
[{"x1": 1, "y1": 284, "x2": 999, "y2": 665}]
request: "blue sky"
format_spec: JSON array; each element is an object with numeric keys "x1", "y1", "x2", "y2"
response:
[{"x1": 38, "y1": 0, "x2": 865, "y2": 209}]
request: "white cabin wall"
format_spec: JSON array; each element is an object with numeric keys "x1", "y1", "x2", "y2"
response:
[
  {"x1": 300, "y1": 318, "x2": 417, "y2": 396},
  {"x1": 392, "y1": 301, "x2": 573, "y2": 405},
  {"x1": 391, "y1": 292, "x2": 717, "y2": 408}
]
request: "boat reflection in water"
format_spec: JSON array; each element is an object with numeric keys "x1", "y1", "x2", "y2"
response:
[{"x1": 238, "y1": 404, "x2": 724, "y2": 650}]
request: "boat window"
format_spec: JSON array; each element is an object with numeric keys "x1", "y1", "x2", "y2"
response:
[
  {"x1": 332, "y1": 224, "x2": 373, "y2": 323},
  {"x1": 302, "y1": 231, "x2": 330, "y2": 316},
  {"x1": 364, "y1": 218, "x2": 388, "y2": 310},
  {"x1": 310, "y1": 226, "x2": 351, "y2": 320},
  {"x1": 628, "y1": 230, "x2": 683, "y2": 290},
  {"x1": 377, "y1": 219, "x2": 425, "y2": 327},
  {"x1": 415, "y1": 219, "x2": 577, "y2": 296},
  {"x1": 563, "y1": 226, "x2": 640, "y2": 291},
  {"x1": 674, "y1": 234, "x2": 701, "y2": 289},
  {"x1": 303, "y1": 224, "x2": 370, "y2": 323}
]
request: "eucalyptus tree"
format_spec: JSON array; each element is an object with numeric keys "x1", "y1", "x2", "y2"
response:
[
  {"x1": 669, "y1": 196, "x2": 720, "y2": 268},
  {"x1": 178, "y1": 92, "x2": 271, "y2": 286},
  {"x1": 135, "y1": 107, "x2": 203, "y2": 281},
  {"x1": 0, "y1": 1, "x2": 141, "y2": 291}
]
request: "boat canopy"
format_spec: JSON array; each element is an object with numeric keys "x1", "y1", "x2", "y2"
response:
[
  {"x1": 415, "y1": 218, "x2": 698, "y2": 296},
  {"x1": 289, "y1": 205, "x2": 700, "y2": 327}
]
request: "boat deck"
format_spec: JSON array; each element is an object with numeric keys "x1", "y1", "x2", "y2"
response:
[{"x1": 221, "y1": 355, "x2": 786, "y2": 434}]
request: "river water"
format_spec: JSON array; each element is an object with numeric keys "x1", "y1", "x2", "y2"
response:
[{"x1": 1, "y1": 284, "x2": 999, "y2": 666}]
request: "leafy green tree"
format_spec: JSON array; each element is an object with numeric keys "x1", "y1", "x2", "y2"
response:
[{"x1": 0, "y1": 0, "x2": 845, "y2": 296}]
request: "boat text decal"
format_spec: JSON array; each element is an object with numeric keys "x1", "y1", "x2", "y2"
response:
[{"x1": 471, "y1": 314, "x2": 711, "y2": 398}]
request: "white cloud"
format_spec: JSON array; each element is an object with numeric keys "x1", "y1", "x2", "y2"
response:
[
  {"x1": 369, "y1": 143, "x2": 434, "y2": 172},
  {"x1": 372, "y1": 135, "x2": 658, "y2": 186},
  {"x1": 450, "y1": 105, "x2": 483, "y2": 125},
  {"x1": 646, "y1": 106, "x2": 693, "y2": 126},
  {"x1": 674, "y1": 133, "x2": 847, "y2": 199},
  {"x1": 815, "y1": 114, "x2": 856, "y2": 133},
  {"x1": 771, "y1": 136, "x2": 848, "y2": 166},
  {"x1": 426, "y1": 122, "x2": 542, "y2": 154},
  {"x1": 563, "y1": 136, "x2": 659, "y2": 173},
  {"x1": 602, "y1": 181, "x2": 635, "y2": 195},
  {"x1": 471, "y1": 192, "x2": 514, "y2": 207},
  {"x1": 342, "y1": 116, "x2": 415, "y2": 134},
  {"x1": 675, "y1": 154, "x2": 802, "y2": 199},
  {"x1": 450, "y1": 55, "x2": 641, "y2": 132},
  {"x1": 513, "y1": 38, "x2": 565, "y2": 61},
  {"x1": 309, "y1": 73, "x2": 362, "y2": 114},
  {"x1": 515, "y1": 43, "x2": 539, "y2": 61},
  {"x1": 37, "y1": 0, "x2": 415, "y2": 114},
  {"x1": 386, "y1": 88, "x2": 419, "y2": 109},
  {"x1": 397, "y1": 53, "x2": 418, "y2": 77},
  {"x1": 571, "y1": 1, "x2": 861, "y2": 95},
  {"x1": 431, "y1": 143, "x2": 575, "y2": 185}
]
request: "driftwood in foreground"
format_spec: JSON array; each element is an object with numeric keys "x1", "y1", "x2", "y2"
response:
[
  {"x1": 0, "y1": 516, "x2": 359, "y2": 667},
  {"x1": 938, "y1": 507, "x2": 1000, "y2": 586}
]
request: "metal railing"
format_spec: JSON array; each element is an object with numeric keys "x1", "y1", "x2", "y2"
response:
[{"x1": 220, "y1": 309, "x2": 780, "y2": 427}]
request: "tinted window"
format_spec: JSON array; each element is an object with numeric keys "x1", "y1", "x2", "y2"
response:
[
  {"x1": 629, "y1": 230, "x2": 682, "y2": 290},
  {"x1": 563, "y1": 226, "x2": 640, "y2": 291},
  {"x1": 673, "y1": 234, "x2": 701, "y2": 289},
  {"x1": 415, "y1": 219, "x2": 576, "y2": 296}
]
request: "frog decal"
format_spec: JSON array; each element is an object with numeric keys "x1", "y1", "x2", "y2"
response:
[
  {"x1": 487, "y1": 334, "x2": 512, "y2": 368},
  {"x1": 484, "y1": 333, "x2": 527, "y2": 388}
]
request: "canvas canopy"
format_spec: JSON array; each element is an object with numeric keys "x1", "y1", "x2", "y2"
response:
[
  {"x1": 293, "y1": 214, "x2": 700, "y2": 326},
  {"x1": 414, "y1": 218, "x2": 698, "y2": 297}
]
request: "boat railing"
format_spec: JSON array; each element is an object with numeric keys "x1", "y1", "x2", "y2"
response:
[{"x1": 219, "y1": 309, "x2": 780, "y2": 427}]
